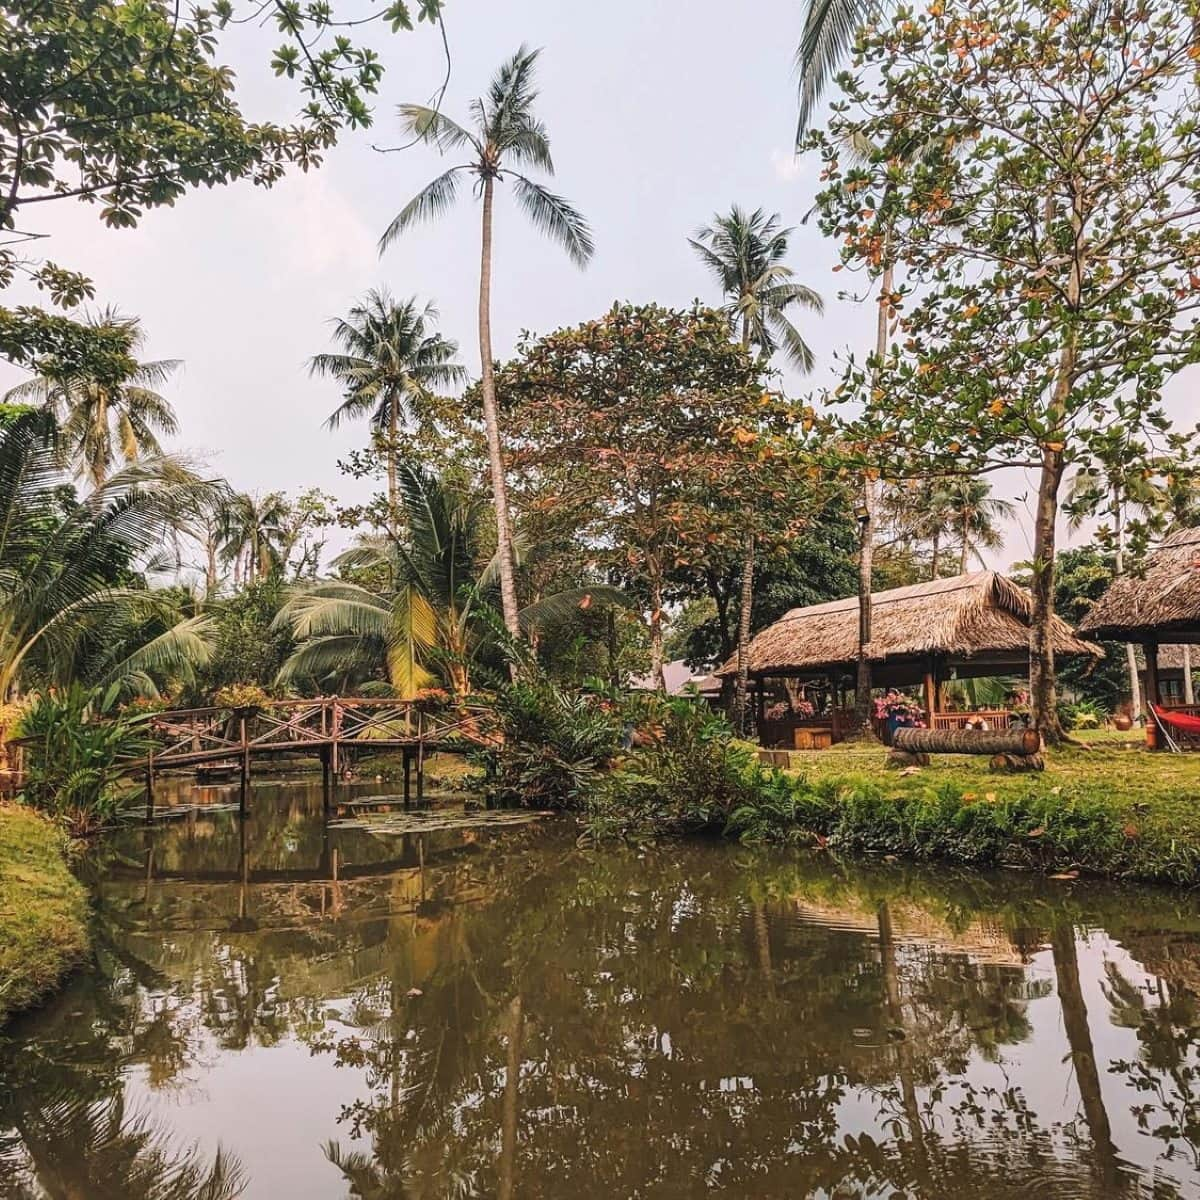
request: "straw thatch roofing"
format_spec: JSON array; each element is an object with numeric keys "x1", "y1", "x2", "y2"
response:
[
  {"x1": 717, "y1": 571, "x2": 1100, "y2": 679},
  {"x1": 1079, "y1": 527, "x2": 1200, "y2": 643}
]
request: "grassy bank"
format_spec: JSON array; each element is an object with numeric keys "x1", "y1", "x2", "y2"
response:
[
  {"x1": 0, "y1": 805, "x2": 89, "y2": 1025},
  {"x1": 580, "y1": 721, "x2": 1200, "y2": 884},
  {"x1": 766, "y1": 741, "x2": 1200, "y2": 885}
]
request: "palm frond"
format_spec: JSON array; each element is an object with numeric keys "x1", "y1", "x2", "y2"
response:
[
  {"x1": 796, "y1": 0, "x2": 876, "y2": 138},
  {"x1": 511, "y1": 175, "x2": 594, "y2": 267},
  {"x1": 379, "y1": 168, "x2": 466, "y2": 254},
  {"x1": 396, "y1": 104, "x2": 478, "y2": 153}
]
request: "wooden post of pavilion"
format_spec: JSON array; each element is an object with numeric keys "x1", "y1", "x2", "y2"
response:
[
  {"x1": 828, "y1": 670, "x2": 841, "y2": 742},
  {"x1": 1145, "y1": 639, "x2": 1161, "y2": 707},
  {"x1": 754, "y1": 676, "x2": 766, "y2": 738},
  {"x1": 922, "y1": 656, "x2": 938, "y2": 729}
]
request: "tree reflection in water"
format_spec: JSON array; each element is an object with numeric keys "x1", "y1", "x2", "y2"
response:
[{"x1": 4, "y1": 786, "x2": 1200, "y2": 1198}]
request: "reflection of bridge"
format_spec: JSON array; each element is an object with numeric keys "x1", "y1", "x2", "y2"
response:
[{"x1": 137, "y1": 698, "x2": 493, "y2": 819}]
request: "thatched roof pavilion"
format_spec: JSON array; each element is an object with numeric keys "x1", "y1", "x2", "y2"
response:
[
  {"x1": 1079, "y1": 527, "x2": 1200, "y2": 645},
  {"x1": 1079, "y1": 527, "x2": 1200, "y2": 720},
  {"x1": 720, "y1": 571, "x2": 1098, "y2": 684},
  {"x1": 718, "y1": 572, "x2": 1101, "y2": 744}
]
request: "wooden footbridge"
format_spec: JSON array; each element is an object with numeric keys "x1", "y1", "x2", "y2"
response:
[{"x1": 139, "y1": 697, "x2": 494, "y2": 819}]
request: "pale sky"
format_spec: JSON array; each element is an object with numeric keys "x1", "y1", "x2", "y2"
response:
[{"x1": 4, "y1": 0, "x2": 1195, "y2": 570}]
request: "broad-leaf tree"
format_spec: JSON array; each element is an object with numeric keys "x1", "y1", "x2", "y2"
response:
[
  {"x1": 495, "y1": 303, "x2": 800, "y2": 691},
  {"x1": 5, "y1": 310, "x2": 178, "y2": 486},
  {"x1": 0, "y1": 0, "x2": 442, "y2": 372},
  {"x1": 380, "y1": 45, "x2": 594, "y2": 639},
  {"x1": 811, "y1": 0, "x2": 1200, "y2": 739},
  {"x1": 310, "y1": 290, "x2": 465, "y2": 529}
]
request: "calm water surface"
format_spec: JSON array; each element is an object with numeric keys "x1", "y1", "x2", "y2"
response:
[{"x1": 4, "y1": 777, "x2": 1200, "y2": 1198}]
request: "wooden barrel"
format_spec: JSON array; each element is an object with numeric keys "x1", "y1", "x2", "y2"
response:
[{"x1": 893, "y1": 727, "x2": 1041, "y2": 756}]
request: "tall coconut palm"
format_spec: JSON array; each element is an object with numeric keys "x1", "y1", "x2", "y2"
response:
[
  {"x1": 944, "y1": 477, "x2": 1014, "y2": 573},
  {"x1": 690, "y1": 206, "x2": 824, "y2": 371},
  {"x1": 5, "y1": 309, "x2": 180, "y2": 487},
  {"x1": 379, "y1": 45, "x2": 594, "y2": 639},
  {"x1": 309, "y1": 291, "x2": 466, "y2": 529},
  {"x1": 690, "y1": 205, "x2": 823, "y2": 728},
  {"x1": 795, "y1": 0, "x2": 879, "y2": 137}
]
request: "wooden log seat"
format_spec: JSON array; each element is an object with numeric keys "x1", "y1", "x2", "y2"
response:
[{"x1": 892, "y1": 727, "x2": 1042, "y2": 757}]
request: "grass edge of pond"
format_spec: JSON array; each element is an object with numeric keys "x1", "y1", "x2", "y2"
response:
[{"x1": 0, "y1": 804, "x2": 89, "y2": 1027}]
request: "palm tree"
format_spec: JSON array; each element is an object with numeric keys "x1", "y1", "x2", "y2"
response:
[
  {"x1": 277, "y1": 464, "x2": 620, "y2": 697},
  {"x1": 945, "y1": 477, "x2": 1014, "y2": 573},
  {"x1": 690, "y1": 206, "x2": 824, "y2": 371},
  {"x1": 379, "y1": 45, "x2": 594, "y2": 639},
  {"x1": 0, "y1": 411, "x2": 220, "y2": 702},
  {"x1": 795, "y1": 0, "x2": 879, "y2": 137},
  {"x1": 690, "y1": 205, "x2": 823, "y2": 728},
  {"x1": 219, "y1": 491, "x2": 290, "y2": 585},
  {"x1": 309, "y1": 290, "x2": 466, "y2": 530},
  {"x1": 5, "y1": 309, "x2": 180, "y2": 487}
]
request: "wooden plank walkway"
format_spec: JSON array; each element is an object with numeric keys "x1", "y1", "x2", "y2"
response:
[{"x1": 135, "y1": 697, "x2": 494, "y2": 820}]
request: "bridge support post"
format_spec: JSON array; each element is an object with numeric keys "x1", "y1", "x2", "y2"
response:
[
  {"x1": 239, "y1": 716, "x2": 250, "y2": 819},
  {"x1": 402, "y1": 748, "x2": 412, "y2": 809},
  {"x1": 416, "y1": 740, "x2": 425, "y2": 805},
  {"x1": 322, "y1": 747, "x2": 332, "y2": 814}
]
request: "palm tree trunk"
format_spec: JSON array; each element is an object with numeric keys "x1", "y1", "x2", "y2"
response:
[
  {"x1": 387, "y1": 390, "x2": 399, "y2": 537},
  {"x1": 958, "y1": 519, "x2": 970, "y2": 574},
  {"x1": 734, "y1": 528, "x2": 755, "y2": 734},
  {"x1": 498, "y1": 992, "x2": 524, "y2": 1200},
  {"x1": 206, "y1": 535, "x2": 218, "y2": 598},
  {"x1": 854, "y1": 260, "x2": 891, "y2": 731},
  {"x1": 734, "y1": 313, "x2": 756, "y2": 734},
  {"x1": 1185, "y1": 644, "x2": 1195, "y2": 705},
  {"x1": 1113, "y1": 494, "x2": 1143, "y2": 721},
  {"x1": 477, "y1": 175, "x2": 522, "y2": 639},
  {"x1": 930, "y1": 528, "x2": 941, "y2": 580}
]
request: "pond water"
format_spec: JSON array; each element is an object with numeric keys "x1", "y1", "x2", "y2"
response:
[{"x1": 4, "y1": 778, "x2": 1200, "y2": 1198}]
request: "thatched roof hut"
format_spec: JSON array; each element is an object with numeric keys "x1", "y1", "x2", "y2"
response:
[
  {"x1": 1079, "y1": 527, "x2": 1200, "y2": 644},
  {"x1": 718, "y1": 571, "x2": 1100, "y2": 686}
]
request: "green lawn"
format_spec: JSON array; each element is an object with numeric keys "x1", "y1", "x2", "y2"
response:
[{"x1": 0, "y1": 805, "x2": 89, "y2": 1025}]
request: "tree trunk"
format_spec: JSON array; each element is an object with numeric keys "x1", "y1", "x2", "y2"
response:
[
  {"x1": 733, "y1": 529, "x2": 755, "y2": 734},
  {"x1": 930, "y1": 527, "x2": 941, "y2": 580},
  {"x1": 649, "y1": 567, "x2": 666, "y2": 691},
  {"x1": 205, "y1": 535, "x2": 218, "y2": 598},
  {"x1": 1029, "y1": 443, "x2": 1066, "y2": 742},
  {"x1": 477, "y1": 176, "x2": 522, "y2": 638},
  {"x1": 893, "y1": 726, "x2": 1041, "y2": 756},
  {"x1": 498, "y1": 992, "x2": 524, "y2": 1200},
  {"x1": 1050, "y1": 924, "x2": 1122, "y2": 1192},
  {"x1": 958, "y1": 521, "x2": 970, "y2": 574},
  {"x1": 1185, "y1": 644, "x2": 1196, "y2": 705}
]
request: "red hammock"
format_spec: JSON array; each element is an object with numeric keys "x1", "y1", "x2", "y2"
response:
[{"x1": 1152, "y1": 705, "x2": 1200, "y2": 735}]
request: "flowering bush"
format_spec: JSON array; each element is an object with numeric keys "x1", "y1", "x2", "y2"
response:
[
  {"x1": 764, "y1": 698, "x2": 816, "y2": 721},
  {"x1": 214, "y1": 683, "x2": 271, "y2": 712},
  {"x1": 873, "y1": 690, "x2": 926, "y2": 728}
]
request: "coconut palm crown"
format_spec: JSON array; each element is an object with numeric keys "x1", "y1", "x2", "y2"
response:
[
  {"x1": 5, "y1": 308, "x2": 179, "y2": 487},
  {"x1": 690, "y1": 206, "x2": 824, "y2": 373}
]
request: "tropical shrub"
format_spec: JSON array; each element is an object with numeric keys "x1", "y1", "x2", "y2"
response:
[
  {"x1": 479, "y1": 678, "x2": 625, "y2": 809},
  {"x1": 584, "y1": 700, "x2": 804, "y2": 841},
  {"x1": 16, "y1": 684, "x2": 150, "y2": 835}
]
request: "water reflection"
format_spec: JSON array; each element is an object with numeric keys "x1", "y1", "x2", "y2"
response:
[{"x1": 4, "y1": 783, "x2": 1200, "y2": 1197}]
